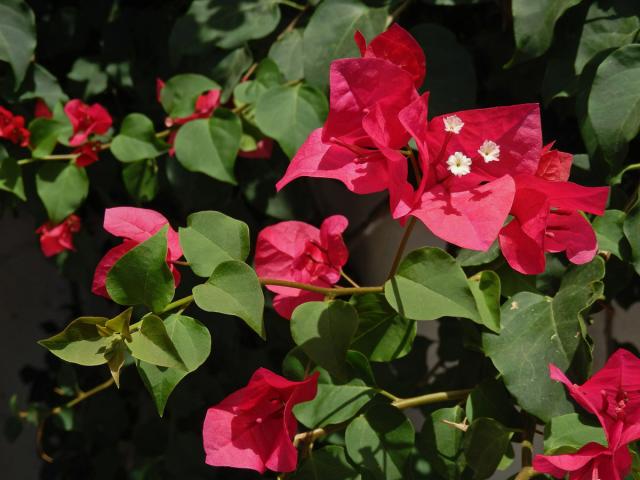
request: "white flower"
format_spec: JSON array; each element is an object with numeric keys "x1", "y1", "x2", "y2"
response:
[
  {"x1": 478, "y1": 140, "x2": 500, "y2": 163},
  {"x1": 447, "y1": 152, "x2": 472, "y2": 176},
  {"x1": 443, "y1": 115, "x2": 464, "y2": 134}
]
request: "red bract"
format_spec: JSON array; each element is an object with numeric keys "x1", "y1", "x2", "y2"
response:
[
  {"x1": 499, "y1": 145, "x2": 608, "y2": 274},
  {"x1": 254, "y1": 215, "x2": 349, "y2": 319},
  {"x1": 73, "y1": 141, "x2": 101, "y2": 167},
  {"x1": 533, "y1": 349, "x2": 640, "y2": 479},
  {"x1": 35, "y1": 214, "x2": 81, "y2": 257},
  {"x1": 354, "y1": 23, "x2": 426, "y2": 88},
  {"x1": 203, "y1": 368, "x2": 318, "y2": 473},
  {"x1": 0, "y1": 106, "x2": 30, "y2": 147},
  {"x1": 91, "y1": 207, "x2": 183, "y2": 298},
  {"x1": 238, "y1": 138, "x2": 274, "y2": 159},
  {"x1": 64, "y1": 99, "x2": 112, "y2": 146},
  {"x1": 34, "y1": 99, "x2": 53, "y2": 119},
  {"x1": 534, "y1": 442, "x2": 631, "y2": 480}
]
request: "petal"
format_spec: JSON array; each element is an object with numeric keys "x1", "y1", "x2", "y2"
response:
[
  {"x1": 533, "y1": 443, "x2": 606, "y2": 477},
  {"x1": 499, "y1": 219, "x2": 546, "y2": 275},
  {"x1": 536, "y1": 144, "x2": 573, "y2": 182},
  {"x1": 428, "y1": 104, "x2": 543, "y2": 178},
  {"x1": 545, "y1": 210, "x2": 597, "y2": 265},
  {"x1": 104, "y1": 207, "x2": 171, "y2": 243},
  {"x1": 319, "y1": 215, "x2": 349, "y2": 269},
  {"x1": 91, "y1": 241, "x2": 137, "y2": 298},
  {"x1": 411, "y1": 175, "x2": 515, "y2": 250},
  {"x1": 272, "y1": 291, "x2": 324, "y2": 320},
  {"x1": 516, "y1": 175, "x2": 609, "y2": 215},
  {"x1": 276, "y1": 129, "x2": 390, "y2": 194}
]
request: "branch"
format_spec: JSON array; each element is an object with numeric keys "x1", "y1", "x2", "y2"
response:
[{"x1": 387, "y1": 217, "x2": 416, "y2": 278}]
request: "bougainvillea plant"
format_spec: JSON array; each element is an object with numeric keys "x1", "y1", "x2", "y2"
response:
[{"x1": 2, "y1": 0, "x2": 640, "y2": 479}]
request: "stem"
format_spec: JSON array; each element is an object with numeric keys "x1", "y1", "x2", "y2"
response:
[
  {"x1": 407, "y1": 149, "x2": 422, "y2": 183},
  {"x1": 514, "y1": 467, "x2": 539, "y2": 480},
  {"x1": 172, "y1": 260, "x2": 191, "y2": 266},
  {"x1": 376, "y1": 389, "x2": 401, "y2": 402},
  {"x1": 51, "y1": 378, "x2": 115, "y2": 415},
  {"x1": 391, "y1": 389, "x2": 471, "y2": 410},
  {"x1": 340, "y1": 270, "x2": 361, "y2": 288},
  {"x1": 160, "y1": 295, "x2": 194, "y2": 314},
  {"x1": 521, "y1": 414, "x2": 535, "y2": 468},
  {"x1": 389, "y1": 0, "x2": 415, "y2": 23},
  {"x1": 387, "y1": 217, "x2": 416, "y2": 278},
  {"x1": 259, "y1": 278, "x2": 383, "y2": 296},
  {"x1": 155, "y1": 129, "x2": 170, "y2": 139},
  {"x1": 277, "y1": 0, "x2": 306, "y2": 11}
]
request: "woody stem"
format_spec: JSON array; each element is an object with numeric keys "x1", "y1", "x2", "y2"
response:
[{"x1": 387, "y1": 217, "x2": 416, "y2": 278}]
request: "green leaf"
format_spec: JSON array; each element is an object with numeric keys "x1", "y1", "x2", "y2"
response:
[
  {"x1": 483, "y1": 259, "x2": 605, "y2": 422},
  {"x1": 210, "y1": 46, "x2": 254, "y2": 103},
  {"x1": 0, "y1": 146, "x2": 24, "y2": 200},
  {"x1": 38, "y1": 317, "x2": 113, "y2": 366},
  {"x1": 293, "y1": 369, "x2": 375, "y2": 428},
  {"x1": 543, "y1": 413, "x2": 606, "y2": 455},
  {"x1": 193, "y1": 260, "x2": 265, "y2": 338},
  {"x1": 385, "y1": 247, "x2": 480, "y2": 322},
  {"x1": 588, "y1": 44, "x2": 640, "y2": 166},
  {"x1": 292, "y1": 446, "x2": 361, "y2": 480},
  {"x1": 624, "y1": 205, "x2": 640, "y2": 275},
  {"x1": 122, "y1": 159, "x2": 159, "y2": 203},
  {"x1": 463, "y1": 418, "x2": 513, "y2": 480},
  {"x1": 127, "y1": 314, "x2": 186, "y2": 370},
  {"x1": 19, "y1": 63, "x2": 68, "y2": 106},
  {"x1": 110, "y1": 113, "x2": 168, "y2": 162},
  {"x1": 179, "y1": 210, "x2": 250, "y2": 278},
  {"x1": 410, "y1": 24, "x2": 476, "y2": 115},
  {"x1": 594, "y1": 209, "x2": 630, "y2": 260},
  {"x1": 456, "y1": 241, "x2": 500, "y2": 267},
  {"x1": 345, "y1": 404, "x2": 415, "y2": 480},
  {"x1": 170, "y1": 0, "x2": 281, "y2": 55},
  {"x1": 303, "y1": 0, "x2": 387, "y2": 89},
  {"x1": 269, "y1": 29, "x2": 304, "y2": 81},
  {"x1": 467, "y1": 271, "x2": 501, "y2": 333},
  {"x1": 106, "y1": 227, "x2": 176, "y2": 313},
  {"x1": 67, "y1": 57, "x2": 108, "y2": 98},
  {"x1": 233, "y1": 58, "x2": 284, "y2": 107},
  {"x1": 290, "y1": 301, "x2": 359, "y2": 379},
  {"x1": 254, "y1": 83, "x2": 328, "y2": 158},
  {"x1": 465, "y1": 378, "x2": 520, "y2": 428},
  {"x1": 28, "y1": 117, "x2": 70, "y2": 158},
  {"x1": 159, "y1": 74, "x2": 220, "y2": 118},
  {"x1": 136, "y1": 314, "x2": 211, "y2": 416},
  {"x1": 509, "y1": 0, "x2": 582, "y2": 64},
  {"x1": 350, "y1": 293, "x2": 416, "y2": 362},
  {"x1": 0, "y1": 0, "x2": 36, "y2": 86},
  {"x1": 36, "y1": 163, "x2": 89, "y2": 223},
  {"x1": 417, "y1": 406, "x2": 465, "y2": 480},
  {"x1": 174, "y1": 109, "x2": 241, "y2": 184}
]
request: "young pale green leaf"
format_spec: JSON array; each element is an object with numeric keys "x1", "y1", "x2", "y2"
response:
[
  {"x1": 345, "y1": 404, "x2": 415, "y2": 480},
  {"x1": 122, "y1": 159, "x2": 159, "y2": 203},
  {"x1": 106, "y1": 227, "x2": 175, "y2": 313},
  {"x1": 624, "y1": 205, "x2": 640, "y2": 275},
  {"x1": 0, "y1": 0, "x2": 36, "y2": 86},
  {"x1": 110, "y1": 113, "x2": 168, "y2": 162},
  {"x1": 174, "y1": 109, "x2": 241, "y2": 184},
  {"x1": 543, "y1": 413, "x2": 607, "y2": 455},
  {"x1": 509, "y1": 0, "x2": 582, "y2": 65},
  {"x1": 28, "y1": 117, "x2": 70, "y2": 158},
  {"x1": 127, "y1": 314, "x2": 186, "y2": 370},
  {"x1": 169, "y1": 0, "x2": 281, "y2": 56},
  {"x1": 483, "y1": 259, "x2": 605, "y2": 422},
  {"x1": 35, "y1": 162, "x2": 89, "y2": 223},
  {"x1": 290, "y1": 301, "x2": 359, "y2": 379},
  {"x1": 268, "y1": 29, "x2": 304, "y2": 82},
  {"x1": 179, "y1": 210, "x2": 250, "y2": 278},
  {"x1": 350, "y1": 293, "x2": 416, "y2": 362},
  {"x1": 254, "y1": 83, "x2": 328, "y2": 158},
  {"x1": 291, "y1": 445, "x2": 361, "y2": 480},
  {"x1": 137, "y1": 314, "x2": 211, "y2": 416},
  {"x1": 593, "y1": 209, "x2": 630, "y2": 260},
  {"x1": 159, "y1": 74, "x2": 220, "y2": 118},
  {"x1": 467, "y1": 271, "x2": 501, "y2": 332},
  {"x1": 463, "y1": 418, "x2": 513, "y2": 480},
  {"x1": 385, "y1": 247, "x2": 480, "y2": 322},
  {"x1": 0, "y1": 146, "x2": 25, "y2": 200},
  {"x1": 193, "y1": 260, "x2": 265, "y2": 338},
  {"x1": 410, "y1": 24, "x2": 476, "y2": 114},
  {"x1": 417, "y1": 406, "x2": 465, "y2": 480},
  {"x1": 293, "y1": 368, "x2": 375, "y2": 429},
  {"x1": 588, "y1": 44, "x2": 640, "y2": 167},
  {"x1": 38, "y1": 317, "x2": 112, "y2": 366},
  {"x1": 303, "y1": 0, "x2": 387, "y2": 89}
]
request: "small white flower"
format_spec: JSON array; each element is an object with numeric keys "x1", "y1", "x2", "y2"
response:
[
  {"x1": 443, "y1": 115, "x2": 464, "y2": 134},
  {"x1": 447, "y1": 152, "x2": 472, "y2": 176},
  {"x1": 478, "y1": 140, "x2": 500, "y2": 163}
]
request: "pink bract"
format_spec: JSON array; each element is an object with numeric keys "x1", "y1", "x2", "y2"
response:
[
  {"x1": 36, "y1": 214, "x2": 82, "y2": 257},
  {"x1": 203, "y1": 368, "x2": 318, "y2": 473},
  {"x1": 254, "y1": 215, "x2": 349, "y2": 319}
]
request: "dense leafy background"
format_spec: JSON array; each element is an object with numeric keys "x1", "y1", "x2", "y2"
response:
[{"x1": 1, "y1": 0, "x2": 639, "y2": 479}]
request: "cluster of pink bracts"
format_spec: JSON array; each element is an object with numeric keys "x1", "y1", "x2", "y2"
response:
[{"x1": 277, "y1": 25, "x2": 609, "y2": 275}]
